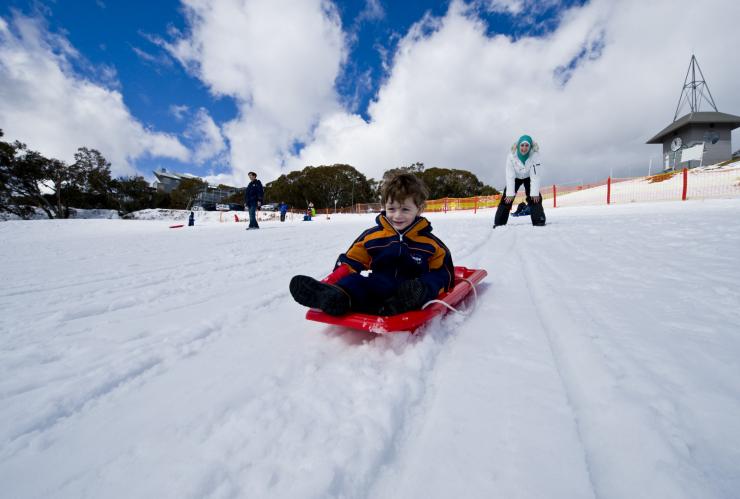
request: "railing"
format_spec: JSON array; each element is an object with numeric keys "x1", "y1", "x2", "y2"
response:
[
  {"x1": 421, "y1": 166, "x2": 740, "y2": 212},
  {"x1": 276, "y1": 166, "x2": 740, "y2": 216}
]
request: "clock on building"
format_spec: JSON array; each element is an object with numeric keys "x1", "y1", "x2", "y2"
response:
[{"x1": 670, "y1": 137, "x2": 683, "y2": 152}]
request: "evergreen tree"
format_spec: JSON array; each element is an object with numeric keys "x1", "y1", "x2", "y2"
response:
[
  {"x1": 169, "y1": 177, "x2": 208, "y2": 209},
  {"x1": 265, "y1": 164, "x2": 375, "y2": 209},
  {"x1": 380, "y1": 162, "x2": 499, "y2": 199},
  {"x1": 112, "y1": 175, "x2": 156, "y2": 213},
  {"x1": 0, "y1": 130, "x2": 57, "y2": 218}
]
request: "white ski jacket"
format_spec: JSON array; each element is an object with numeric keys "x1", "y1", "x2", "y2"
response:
[{"x1": 505, "y1": 142, "x2": 542, "y2": 196}]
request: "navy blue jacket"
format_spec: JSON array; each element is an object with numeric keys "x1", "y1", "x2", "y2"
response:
[
  {"x1": 245, "y1": 180, "x2": 264, "y2": 208},
  {"x1": 336, "y1": 213, "x2": 454, "y2": 297}
]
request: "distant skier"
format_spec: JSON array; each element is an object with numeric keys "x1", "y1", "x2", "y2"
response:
[
  {"x1": 245, "y1": 171, "x2": 264, "y2": 230},
  {"x1": 494, "y1": 134, "x2": 546, "y2": 228},
  {"x1": 188, "y1": 211, "x2": 195, "y2": 226},
  {"x1": 279, "y1": 202, "x2": 289, "y2": 222}
]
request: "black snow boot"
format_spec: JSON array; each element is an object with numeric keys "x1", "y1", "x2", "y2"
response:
[
  {"x1": 493, "y1": 197, "x2": 513, "y2": 228},
  {"x1": 379, "y1": 279, "x2": 429, "y2": 316},
  {"x1": 289, "y1": 275, "x2": 350, "y2": 316},
  {"x1": 528, "y1": 201, "x2": 546, "y2": 226}
]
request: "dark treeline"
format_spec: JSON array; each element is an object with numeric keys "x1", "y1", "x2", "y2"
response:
[
  {"x1": 381, "y1": 162, "x2": 498, "y2": 202},
  {"x1": 265, "y1": 162, "x2": 498, "y2": 209},
  {"x1": 264, "y1": 164, "x2": 378, "y2": 209},
  {"x1": 1, "y1": 129, "x2": 193, "y2": 219},
  {"x1": 2, "y1": 129, "x2": 498, "y2": 218}
]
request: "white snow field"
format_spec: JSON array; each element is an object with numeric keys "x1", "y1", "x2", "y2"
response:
[{"x1": 1, "y1": 199, "x2": 740, "y2": 499}]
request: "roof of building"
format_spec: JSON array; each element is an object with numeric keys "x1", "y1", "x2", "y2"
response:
[
  {"x1": 647, "y1": 111, "x2": 740, "y2": 144},
  {"x1": 153, "y1": 169, "x2": 199, "y2": 181}
]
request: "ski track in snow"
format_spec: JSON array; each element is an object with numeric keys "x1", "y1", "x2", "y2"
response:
[{"x1": 1, "y1": 201, "x2": 740, "y2": 498}]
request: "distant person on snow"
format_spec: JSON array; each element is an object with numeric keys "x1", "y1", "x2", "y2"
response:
[
  {"x1": 188, "y1": 211, "x2": 195, "y2": 226},
  {"x1": 245, "y1": 171, "x2": 264, "y2": 230},
  {"x1": 289, "y1": 173, "x2": 454, "y2": 316},
  {"x1": 493, "y1": 134, "x2": 546, "y2": 228},
  {"x1": 279, "y1": 202, "x2": 289, "y2": 222}
]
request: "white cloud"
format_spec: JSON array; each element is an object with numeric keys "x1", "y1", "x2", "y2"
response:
[
  {"x1": 288, "y1": 0, "x2": 740, "y2": 187},
  {"x1": 481, "y1": 0, "x2": 563, "y2": 16},
  {"x1": 11, "y1": 0, "x2": 733, "y2": 189},
  {"x1": 163, "y1": 0, "x2": 346, "y2": 184},
  {"x1": 356, "y1": 0, "x2": 385, "y2": 24},
  {"x1": 169, "y1": 104, "x2": 190, "y2": 121},
  {"x1": 188, "y1": 107, "x2": 226, "y2": 164},
  {"x1": 0, "y1": 13, "x2": 189, "y2": 177}
]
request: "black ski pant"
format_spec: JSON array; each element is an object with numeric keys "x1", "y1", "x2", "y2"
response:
[{"x1": 494, "y1": 177, "x2": 546, "y2": 227}]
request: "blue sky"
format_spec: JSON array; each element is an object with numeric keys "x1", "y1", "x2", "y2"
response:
[{"x1": 1, "y1": 0, "x2": 738, "y2": 188}]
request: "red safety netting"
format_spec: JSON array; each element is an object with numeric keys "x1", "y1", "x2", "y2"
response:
[
  {"x1": 421, "y1": 166, "x2": 740, "y2": 212},
  {"x1": 320, "y1": 166, "x2": 740, "y2": 215}
]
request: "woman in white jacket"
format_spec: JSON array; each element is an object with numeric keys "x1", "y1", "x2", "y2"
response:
[{"x1": 493, "y1": 134, "x2": 547, "y2": 227}]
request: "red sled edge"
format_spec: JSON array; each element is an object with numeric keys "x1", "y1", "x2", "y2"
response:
[{"x1": 305, "y1": 266, "x2": 487, "y2": 334}]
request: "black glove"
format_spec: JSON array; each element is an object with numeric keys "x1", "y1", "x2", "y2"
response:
[{"x1": 379, "y1": 279, "x2": 429, "y2": 316}]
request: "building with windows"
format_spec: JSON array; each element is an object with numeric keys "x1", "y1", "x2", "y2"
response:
[
  {"x1": 152, "y1": 168, "x2": 200, "y2": 193},
  {"x1": 152, "y1": 168, "x2": 243, "y2": 210}
]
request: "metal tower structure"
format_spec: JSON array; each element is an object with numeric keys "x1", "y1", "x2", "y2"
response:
[{"x1": 673, "y1": 54, "x2": 718, "y2": 121}]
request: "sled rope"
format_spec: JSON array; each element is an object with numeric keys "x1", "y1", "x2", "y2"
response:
[{"x1": 421, "y1": 277, "x2": 479, "y2": 315}]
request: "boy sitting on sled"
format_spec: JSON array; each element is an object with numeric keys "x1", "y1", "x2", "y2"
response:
[{"x1": 289, "y1": 173, "x2": 454, "y2": 316}]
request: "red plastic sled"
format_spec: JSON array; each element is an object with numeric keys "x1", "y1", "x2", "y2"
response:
[
  {"x1": 305, "y1": 266, "x2": 487, "y2": 334},
  {"x1": 169, "y1": 224, "x2": 184, "y2": 229}
]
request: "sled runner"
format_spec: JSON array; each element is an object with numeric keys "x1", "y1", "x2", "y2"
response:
[{"x1": 305, "y1": 266, "x2": 487, "y2": 334}]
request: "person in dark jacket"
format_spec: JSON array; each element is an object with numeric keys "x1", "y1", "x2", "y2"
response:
[
  {"x1": 494, "y1": 134, "x2": 546, "y2": 227},
  {"x1": 289, "y1": 173, "x2": 454, "y2": 316},
  {"x1": 279, "y1": 202, "x2": 289, "y2": 222},
  {"x1": 244, "y1": 171, "x2": 264, "y2": 230},
  {"x1": 188, "y1": 211, "x2": 195, "y2": 226}
]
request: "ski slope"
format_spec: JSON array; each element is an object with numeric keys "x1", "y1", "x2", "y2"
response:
[{"x1": 1, "y1": 199, "x2": 739, "y2": 499}]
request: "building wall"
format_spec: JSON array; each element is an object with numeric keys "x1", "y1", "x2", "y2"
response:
[{"x1": 661, "y1": 124, "x2": 734, "y2": 169}]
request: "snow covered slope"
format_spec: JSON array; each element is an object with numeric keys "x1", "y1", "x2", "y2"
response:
[{"x1": 1, "y1": 200, "x2": 739, "y2": 498}]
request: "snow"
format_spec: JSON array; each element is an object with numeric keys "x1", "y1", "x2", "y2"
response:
[
  {"x1": 1, "y1": 198, "x2": 740, "y2": 499},
  {"x1": 556, "y1": 164, "x2": 740, "y2": 207}
]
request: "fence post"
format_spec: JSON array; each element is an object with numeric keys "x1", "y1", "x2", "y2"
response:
[
  {"x1": 444, "y1": 198, "x2": 448, "y2": 213},
  {"x1": 607, "y1": 176, "x2": 611, "y2": 205},
  {"x1": 553, "y1": 185, "x2": 557, "y2": 208},
  {"x1": 682, "y1": 167, "x2": 688, "y2": 201},
  {"x1": 473, "y1": 196, "x2": 478, "y2": 214}
]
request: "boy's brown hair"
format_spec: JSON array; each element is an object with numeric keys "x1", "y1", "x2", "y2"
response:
[{"x1": 381, "y1": 173, "x2": 429, "y2": 208}]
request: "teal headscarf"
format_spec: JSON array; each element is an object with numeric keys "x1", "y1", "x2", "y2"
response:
[{"x1": 516, "y1": 135, "x2": 533, "y2": 164}]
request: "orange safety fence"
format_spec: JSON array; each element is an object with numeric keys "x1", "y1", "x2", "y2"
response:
[
  {"x1": 425, "y1": 166, "x2": 740, "y2": 212},
  {"x1": 300, "y1": 166, "x2": 740, "y2": 215}
]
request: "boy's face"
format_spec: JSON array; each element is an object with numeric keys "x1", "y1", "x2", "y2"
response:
[{"x1": 385, "y1": 196, "x2": 422, "y2": 231}]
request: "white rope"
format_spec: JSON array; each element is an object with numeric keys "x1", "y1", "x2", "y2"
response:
[{"x1": 421, "y1": 277, "x2": 479, "y2": 316}]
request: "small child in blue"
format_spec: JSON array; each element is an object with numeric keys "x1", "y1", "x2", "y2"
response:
[{"x1": 290, "y1": 173, "x2": 454, "y2": 316}]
